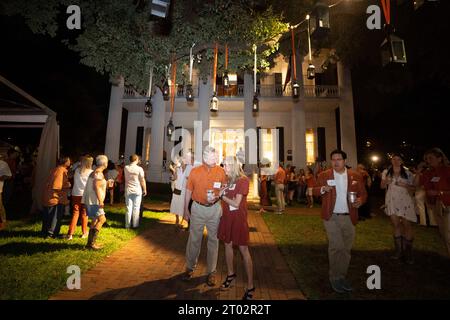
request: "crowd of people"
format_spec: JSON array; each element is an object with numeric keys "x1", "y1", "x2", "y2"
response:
[
  {"x1": 40, "y1": 153, "x2": 147, "y2": 250},
  {"x1": 1, "y1": 144, "x2": 449, "y2": 299}
]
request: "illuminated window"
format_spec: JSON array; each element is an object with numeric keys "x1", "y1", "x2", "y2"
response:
[
  {"x1": 262, "y1": 129, "x2": 273, "y2": 162},
  {"x1": 306, "y1": 128, "x2": 315, "y2": 164}
]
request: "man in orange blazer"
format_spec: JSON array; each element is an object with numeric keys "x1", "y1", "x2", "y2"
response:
[{"x1": 313, "y1": 150, "x2": 367, "y2": 293}]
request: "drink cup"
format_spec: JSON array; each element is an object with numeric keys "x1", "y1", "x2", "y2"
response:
[{"x1": 348, "y1": 192, "x2": 357, "y2": 204}]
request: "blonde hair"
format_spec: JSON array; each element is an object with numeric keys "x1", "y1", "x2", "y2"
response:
[
  {"x1": 81, "y1": 156, "x2": 93, "y2": 171},
  {"x1": 223, "y1": 156, "x2": 246, "y2": 184}
]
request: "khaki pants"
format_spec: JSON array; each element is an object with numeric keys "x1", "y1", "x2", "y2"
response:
[
  {"x1": 433, "y1": 203, "x2": 450, "y2": 257},
  {"x1": 186, "y1": 201, "x2": 222, "y2": 274},
  {"x1": 323, "y1": 214, "x2": 355, "y2": 282},
  {"x1": 275, "y1": 184, "x2": 285, "y2": 212}
]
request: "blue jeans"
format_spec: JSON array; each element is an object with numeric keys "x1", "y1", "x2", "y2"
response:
[
  {"x1": 42, "y1": 204, "x2": 64, "y2": 237},
  {"x1": 125, "y1": 193, "x2": 142, "y2": 228}
]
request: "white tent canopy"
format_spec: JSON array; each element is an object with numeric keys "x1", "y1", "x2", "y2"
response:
[{"x1": 0, "y1": 74, "x2": 60, "y2": 213}]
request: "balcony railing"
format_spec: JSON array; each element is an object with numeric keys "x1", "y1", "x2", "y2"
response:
[{"x1": 124, "y1": 84, "x2": 339, "y2": 99}]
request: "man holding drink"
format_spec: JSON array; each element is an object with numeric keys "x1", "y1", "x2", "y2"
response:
[{"x1": 313, "y1": 150, "x2": 367, "y2": 293}]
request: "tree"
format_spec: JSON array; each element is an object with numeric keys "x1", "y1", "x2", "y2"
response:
[{"x1": 1, "y1": 0, "x2": 290, "y2": 91}]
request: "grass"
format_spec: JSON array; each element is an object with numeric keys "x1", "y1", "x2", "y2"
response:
[
  {"x1": 263, "y1": 211, "x2": 450, "y2": 300},
  {"x1": 0, "y1": 205, "x2": 172, "y2": 300}
]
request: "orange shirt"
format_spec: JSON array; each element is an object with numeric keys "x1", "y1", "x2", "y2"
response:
[
  {"x1": 274, "y1": 167, "x2": 286, "y2": 184},
  {"x1": 186, "y1": 164, "x2": 227, "y2": 204},
  {"x1": 305, "y1": 174, "x2": 316, "y2": 188},
  {"x1": 42, "y1": 166, "x2": 70, "y2": 206}
]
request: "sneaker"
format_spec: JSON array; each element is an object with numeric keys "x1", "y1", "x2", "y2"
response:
[
  {"x1": 81, "y1": 233, "x2": 89, "y2": 239},
  {"x1": 339, "y1": 278, "x2": 353, "y2": 292},
  {"x1": 64, "y1": 234, "x2": 73, "y2": 240},
  {"x1": 330, "y1": 279, "x2": 346, "y2": 294},
  {"x1": 206, "y1": 273, "x2": 216, "y2": 287},
  {"x1": 182, "y1": 269, "x2": 194, "y2": 281}
]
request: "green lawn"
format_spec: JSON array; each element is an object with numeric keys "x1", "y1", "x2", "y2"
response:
[
  {"x1": 0, "y1": 206, "x2": 172, "y2": 300},
  {"x1": 263, "y1": 212, "x2": 450, "y2": 300}
]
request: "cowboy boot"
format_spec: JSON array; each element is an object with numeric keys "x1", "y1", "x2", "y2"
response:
[
  {"x1": 90, "y1": 229, "x2": 103, "y2": 250},
  {"x1": 391, "y1": 236, "x2": 403, "y2": 260},
  {"x1": 85, "y1": 228, "x2": 95, "y2": 248},
  {"x1": 403, "y1": 238, "x2": 414, "y2": 265}
]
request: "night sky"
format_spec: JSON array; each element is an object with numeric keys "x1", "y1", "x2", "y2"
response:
[{"x1": 0, "y1": 1, "x2": 448, "y2": 168}]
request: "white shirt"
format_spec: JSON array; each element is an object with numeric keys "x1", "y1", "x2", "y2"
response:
[
  {"x1": 124, "y1": 162, "x2": 145, "y2": 195},
  {"x1": 333, "y1": 168, "x2": 349, "y2": 214},
  {"x1": 72, "y1": 168, "x2": 93, "y2": 196},
  {"x1": 0, "y1": 160, "x2": 12, "y2": 193},
  {"x1": 175, "y1": 164, "x2": 192, "y2": 190}
]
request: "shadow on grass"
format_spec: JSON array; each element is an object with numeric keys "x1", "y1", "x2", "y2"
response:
[
  {"x1": 0, "y1": 241, "x2": 86, "y2": 255},
  {"x1": 90, "y1": 273, "x2": 221, "y2": 300},
  {"x1": 0, "y1": 229, "x2": 43, "y2": 239}
]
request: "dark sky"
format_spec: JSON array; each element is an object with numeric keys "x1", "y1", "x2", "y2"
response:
[{"x1": 0, "y1": 2, "x2": 449, "y2": 167}]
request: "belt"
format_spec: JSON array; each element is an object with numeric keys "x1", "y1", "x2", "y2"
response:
[
  {"x1": 334, "y1": 213, "x2": 349, "y2": 216},
  {"x1": 194, "y1": 200, "x2": 219, "y2": 207}
]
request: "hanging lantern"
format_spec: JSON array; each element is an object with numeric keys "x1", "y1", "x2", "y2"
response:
[
  {"x1": 292, "y1": 81, "x2": 300, "y2": 99},
  {"x1": 307, "y1": 63, "x2": 316, "y2": 80},
  {"x1": 162, "y1": 80, "x2": 170, "y2": 100},
  {"x1": 310, "y1": 0, "x2": 330, "y2": 41},
  {"x1": 185, "y1": 83, "x2": 194, "y2": 102},
  {"x1": 150, "y1": 0, "x2": 171, "y2": 18},
  {"x1": 167, "y1": 118, "x2": 175, "y2": 137},
  {"x1": 144, "y1": 98, "x2": 152, "y2": 118},
  {"x1": 252, "y1": 94, "x2": 259, "y2": 113},
  {"x1": 210, "y1": 93, "x2": 219, "y2": 112},
  {"x1": 381, "y1": 33, "x2": 407, "y2": 67},
  {"x1": 223, "y1": 71, "x2": 230, "y2": 90}
]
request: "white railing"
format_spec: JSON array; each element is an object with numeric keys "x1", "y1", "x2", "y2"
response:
[
  {"x1": 124, "y1": 84, "x2": 339, "y2": 99},
  {"x1": 302, "y1": 85, "x2": 339, "y2": 98}
]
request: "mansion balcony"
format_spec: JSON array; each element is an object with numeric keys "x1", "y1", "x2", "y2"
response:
[{"x1": 123, "y1": 83, "x2": 340, "y2": 100}]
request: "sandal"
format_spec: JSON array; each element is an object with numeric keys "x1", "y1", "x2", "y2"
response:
[
  {"x1": 221, "y1": 273, "x2": 237, "y2": 289},
  {"x1": 242, "y1": 287, "x2": 255, "y2": 300}
]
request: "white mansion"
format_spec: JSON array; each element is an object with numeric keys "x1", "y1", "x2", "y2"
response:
[{"x1": 104, "y1": 50, "x2": 357, "y2": 185}]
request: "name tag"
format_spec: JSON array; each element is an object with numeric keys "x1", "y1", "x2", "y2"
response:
[
  {"x1": 229, "y1": 205, "x2": 238, "y2": 211},
  {"x1": 327, "y1": 180, "x2": 336, "y2": 186},
  {"x1": 213, "y1": 182, "x2": 221, "y2": 189},
  {"x1": 431, "y1": 177, "x2": 440, "y2": 183},
  {"x1": 229, "y1": 184, "x2": 236, "y2": 190}
]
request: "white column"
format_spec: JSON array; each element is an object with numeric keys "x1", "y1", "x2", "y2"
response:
[
  {"x1": 243, "y1": 72, "x2": 259, "y2": 199},
  {"x1": 104, "y1": 76, "x2": 124, "y2": 162},
  {"x1": 195, "y1": 76, "x2": 211, "y2": 164},
  {"x1": 291, "y1": 101, "x2": 307, "y2": 168},
  {"x1": 337, "y1": 61, "x2": 358, "y2": 168},
  {"x1": 148, "y1": 88, "x2": 165, "y2": 182}
]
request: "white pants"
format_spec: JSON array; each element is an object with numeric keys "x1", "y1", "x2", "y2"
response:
[{"x1": 125, "y1": 193, "x2": 142, "y2": 228}]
